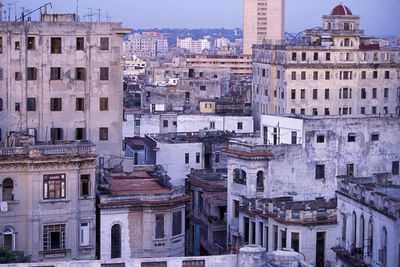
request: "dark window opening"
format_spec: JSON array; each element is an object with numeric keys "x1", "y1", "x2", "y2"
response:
[
  {"x1": 76, "y1": 128, "x2": 86, "y2": 140},
  {"x1": 50, "y1": 67, "x2": 62, "y2": 80},
  {"x1": 371, "y1": 133, "x2": 379, "y2": 141},
  {"x1": 50, "y1": 98, "x2": 62, "y2": 111},
  {"x1": 100, "y1": 98, "x2": 109, "y2": 111},
  {"x1": 15, "y1": 72, "x2": 22, "y2": 80},
  {"x1": 50, "y1": 128, "x2": 63, "y2": 141},
  {"x1": 100, "y1": 37, "x2": 109, "y2": 50},
  {"x1": 392, "y1": 161, "x2": 399, "y2": 175},
  {"x1": 51, "y1": 37, "x2": 62, "y2": 53},
  {"x1": 27, "y1": 98, "x2": 36, "y2": 111},
  {"x1": 76, "y1": 98, "x2": 85, "y2": 111},
  {"x1": 27, "y1": 67, "x2": 37, "y2": 80},
  {"x1": 185, "y1": 153, "x2": 189, "y2": 164},
  {"x1": 27, "y1": 37, "x2": 35, "y2": 50},
  {"x1": 315, "y1": 164, "x2": 325, "y2": 179},
  {"x1": 111, "y1": 224, "x2": 121, "y2": 258},
  {"x1": 155, "y1": 214, "x2": 164, "y2": 239},
  {"x1": 99, "y1": 127, "x2": 108, "y2": 141},
  {"x1": 100, "y1": 67, "x2": 109, "y2": 80},
  {"x1": 348, "y1": 133, "x2": 356, "y2": 142},
  {"x1": 76, "y1": 37, "x2": 84, "y2": 50},
  {"x1": 172, "y1": 211, "x2": 182, "y2": 236},
  {"x1": 76, "y1": 68, "x2": 86, "y2": 80},
  {"x1": 80, "y1": 175, "x2": 90, "y2": 196},
  {"x1": 15, "y1": 41, "x2": 20, "y2": 50}
]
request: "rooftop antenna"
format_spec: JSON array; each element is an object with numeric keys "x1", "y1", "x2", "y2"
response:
[
  {"x1": 96, "y1": 8, "x2": 100, "y2": 22},
  {"x1": 76, "y1": 0, "x2": 79, "y2": 21},
  {"x1": 16, "y1": 2, "x2": 52, "y2": 21}
]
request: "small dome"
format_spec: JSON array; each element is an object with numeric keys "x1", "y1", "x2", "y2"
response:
[{"x1": 331, "y1": 4, "x2": 353, "y2": 15}]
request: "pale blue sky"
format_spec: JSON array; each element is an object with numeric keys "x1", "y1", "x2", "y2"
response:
[{"x1": 5, "y1": 0, "x2": 400, "y2": 36}]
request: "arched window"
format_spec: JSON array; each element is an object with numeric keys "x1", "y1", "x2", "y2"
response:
[
  {"x1": 360, "y1": 215, "x2": 365, "y2": 252},
  {"x1": 2, "y1": 178, "x2": 14, "y2": 201},
  {"x1": 352, "y1": 212, "x2": 357, "y2": 245},
  {"x1": 233, "y1": 169, "x2": 246, "y2": 185},
  {"x1": 367, "y1": 220, "x2": 373, "y2": 257},
  {"x1": 111, "y1": 224, "x2": 121, "y2": 258},
  {"x1": 2, "y1": 226, "x2": 15, "y2": 250},
  {"x1": 256, "y1": 171, "x2": 264, "y2": 192},
  {"x1": 381, "y1": 227, "x2": 387, "y2": 265}
]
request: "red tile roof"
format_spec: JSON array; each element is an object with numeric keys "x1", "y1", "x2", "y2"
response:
[
  {"x1": 331, "y1": 4, "x2": 352, "y2": 16},
  {"x1": 203, "y1": 192, "x2": 227, "y2": 206}
]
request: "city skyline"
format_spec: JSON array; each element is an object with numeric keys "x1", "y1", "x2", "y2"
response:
[{"x1": 5, "y1": 0, "x2": 400, "y2": 37}]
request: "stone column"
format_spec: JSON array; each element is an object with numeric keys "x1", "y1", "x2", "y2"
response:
[{"x1": 239, "y1": 245, "x2": 267, "y2": 267}]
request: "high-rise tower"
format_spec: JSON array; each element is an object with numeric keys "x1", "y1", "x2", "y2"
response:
[{"x1": 243, "y1": 0, "x2": 285, "y2": 55}]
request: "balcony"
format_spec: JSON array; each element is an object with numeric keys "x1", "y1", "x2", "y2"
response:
[{"x1": 331, "y1": 246, "x2": 368, "y2": 267}]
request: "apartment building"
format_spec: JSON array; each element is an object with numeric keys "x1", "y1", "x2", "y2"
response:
[
  {"x1": 224, "y1": 115, "x2": 400, "y2": 266},
  {"x1": 334, "y1": 174, "x2": 400, "y2": 267},
  {"x1": 185, "y1": 54, "x2": 252, "y2": 76},
  {"x1": 252, "y1": 4, "x2": 400, "y2": 127},
  {"x1": 0, "y1": 134, "x2": 97, "y2": 262},
  {"x1": 243, "y1": 0, "x2": 285, "y2": 54},
  {"x1": 124, "y1": 31, "x2": 168, "y2": 58},
  {"x1": 0, "y1": 13, "x2": 129, "y2": 164}
]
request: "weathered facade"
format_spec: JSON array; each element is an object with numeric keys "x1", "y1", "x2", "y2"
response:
[
  {"x1": 0, "y1": 14, "x2": 129, "y2": 162},
  {"x1": 98, "y1": 165, "x2": 189, "y2": 259},
  {"x1": 0, "y1": 136, "x2": 97, "y2": 262},
  {"x1": 186, "y1": 170, "x2": 227, "y2": 256},
  {"x1": 252, "y1": 4, "x2": 400, "y2": 129},
  {"x1": 334, "y1": 174, "x2": 400, "y2": 267}
]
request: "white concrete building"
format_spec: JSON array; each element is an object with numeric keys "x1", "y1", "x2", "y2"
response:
[
  {"x1": 0, "y1": 13, "x2": 129, "y2": 164},
  {"x1": 98, "y1": 165, "x2": 188, "y2": 259},
  {"x1": 334, "y1": 174, "x2": 400, "y2": 267}
]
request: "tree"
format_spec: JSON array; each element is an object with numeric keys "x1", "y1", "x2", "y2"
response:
[{"x1": 0, "y1": 247, "x2": 31, "y2": 263}]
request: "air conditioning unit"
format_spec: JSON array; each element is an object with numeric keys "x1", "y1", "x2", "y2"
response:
[{"x1": 1, "y1": 201, "x2": 8, "y2": 212}]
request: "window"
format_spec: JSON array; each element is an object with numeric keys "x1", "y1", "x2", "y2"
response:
[
  {"x1": 343, "y1": 88, "x2": 349, "y2": 99},
  {"x1": 2, "y1": 178, "x2": 14, "y2": 201},
  {"x1": 43, "y1": 174, "x2": 66, "y2": 199},
  {"x1": 301, "y1": 71, "x2": 306, "y2": 80},
  {"x1": 325, "y1": 71, "x2": 330, "y2": 80},
  {"x1": 0, "y1": 98, "x2": 2, "y2": 111},
  {"x1": 361, "y1": 88, "x2": 366, "y2": 99},
  {"x1": 313, "y1": 89, "x2": 318, "y2": 99},
  {"x1": 200, "y1": 85, "x2": 206, "y2": 91},
  {"x1": 291, "y1": 52, "x2": 296, "y2": 60},
  {"x1": 155, "y1": 214, "x2": 164, "y2": 239},
  {"x1": 43, "y1": 224, "x2": 65, "y2": 250},
  {"x1": 324, "y1": 88, "x2": 329, "y2": 99},
  {"x1": 316, "y1": 135, "x2": 325, "y2": 143},
  {"x1": 384, "y1": 71, "x2": 390, "y2": 79},
  {"x1": 301, "y1": 52, "x2": 306, "y2": 61},
  {"x1": 291, "y1": 109, "x2": 295, "y2": 114},
  {"x1": 325, "y1": 53, "x2": 330, "y2": 61},
  {"x1": 111, "y1": 224, "x2": 121, "y2": 258},
  {"x1": 291, "y1": 89, "x2": 296, "y2": 99},
  {"x1": 182, "y1": 260, "x2": 205, "y2": 267},
  {"x1": 313, "y1": 108, "x2": 318, "y2": 115},
  {"x1": 371, "y1": 132, "x2": 379, "y2": 141},
  {"x1": 291, "y1": 71, "x2": 296, "y2": 80},
  {"x1": 291, "y1": 232, "x2": 299, "y2": 252},
  {"x1": 233, "y1": 168, "x2": 246, "y2": 185},
  {"x1": 27, "y1": 37, "x2": 35, "y2": 50},
  {"x1": 26, "y1": 98, "x2": 36, "y2": 111},
  {"x1": 372, "y1": 106, "x2": 377, "y2": 114},
  {"x1": 372, "y1": 88, "x2": 377, "y2": 98},
  {"x1": 392, "y1": 161, "x2": 399, "y2": 175},
  {"x1": 215, "y1": 152, "x2": 219, "y2": 163},
  {"x1": 185, "y1": 153, "x2": 189, "y2": 164},
  {"x1": 50, "y1": 67, "x2": 62, "y2": 80},
  {"x1": 313, "y1": 52, "x2": 318, "y2": 60},
  {"x1": 384, "y1": 88, "x2": 389, "y2": 98},
  {"x1": 100, "y1": 67, "x2": 109, "y2": 80},
  {"x1": 15, "y1": 41, "x2": 20, "y2": 50},
  {"x1": 315, "y1": 165, "x2": 325, "y2": 179},
  {"x1": 347, "y1": 164, "x2": 354, "y2": 176},
  {"x1": 79, "y1": 175, "x2": 90, "y2": 197},
  {"x1": 76, "y1": 37, "x2": 84, "y2": 50},
  {"x1": 348, "y1": 133, "x2": 356, "y2": 142},
  {"x1": 51, "y1": 37, "x2": 62, "y2": 53},
  {"x1": 99, "y1": 127, "x2": 108, "y2": 141},
  {"x1": 341, "y1": 214, "x2": 347, "y2": 242},
  {"x1": 324, "y1": 108, "x2": 330, "y2": 115},
  {"x1": 237, "y1": 122, "x2": 243, "y2": 130},
  {"x1": 27, "y1": 67, "x2": 37, "y2": 80},
  {"x1": 76, "y1": 98, "x2": 84, "y2": 111},
  {"x1": 76, "y1": 128, "x2": 86, "y2": 140},
  {"x1": 361, "y1": 71, "x2": 366, "y2": 79},
  {"x1": 313, "y1": 71, "x2": 318, "y2": 80},
  {"x1": 15, "y1": 72, "x2": 22, "y2": 80},
  {"x1": 196, "y1": 152, "x2": 200, "y2": 163},
  {"x1": 373, "y1": 71, "x2": 378, "y2": 79},
  {"x1": 383, "y1": 106, "x2": 388, "y2": 114},
  {"x1": 256, "y1": 171, "x2": 264, "y2": 191},
  {"x1": 100, "y1": 98, "x2": 109, "y2": 111},
  {"x1": 142, "y1": 262, "x2": 166, "y2": 267},
  {"x1": 163, "y1": 120, "x2": 168, "y2": 128},
  {"x1": 300, "y1": 89, "x2": 305, "y2": 99},
  {"x1": 234, "y1": 200, "x2": 239, "y2": 218},
  {"x1": 50, "y1": 98, "x2": 62, "y2": 111},
  {"x1": 210, "y1": 121, "x2": 215, "y2": 129},
  {"x1": 100, "y1": 37, "x2": 109, "y2": 50},
  {"x1": 172, "y1": 211, "x2": 182, "y2": 236},
  {"x1": 80, "y1": 222, "x2": 89, "y2": 246},
  {"x1": 360, "y1": 107, "x2": 365, "y2": 114},
  {"x1": 300, "y1": 108, "x2": 305, "y2": 115},
  {"x1": 76, "y1": 68, "x2": 86, "y2": 80},
  {"x1": 343, "y1": 71, "x2": 352, "y2": 80},
  {"x1": 291, "y1": 131, "x2": 297, "y2": 144},
  {"x1": 51, "y1": 128, "x2": 63, "y2": 141}
]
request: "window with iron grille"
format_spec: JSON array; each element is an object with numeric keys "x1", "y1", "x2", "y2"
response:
[
  {"x1": 50, "y1": 67, "x2": 62, "y2": 80},
  {"x1": 27, "y1": 67, "x2": 37, "y2": 80},
  {"x1": 100, "y1": 67, "x2": 109, "y2": 80},
  {"x1": 43, "y1": 174, "x2": 66, "y2": 199},
  {"x1": 43, "y1": 224, "x2": 65, "y2": 251},
  {"x1": 50, "y1": 98, "x2": 62, "y2": 111}
]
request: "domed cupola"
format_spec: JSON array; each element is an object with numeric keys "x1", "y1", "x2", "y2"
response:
[{"x1": 331, "y1": 3, "x2": 353, "y2": 15}]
